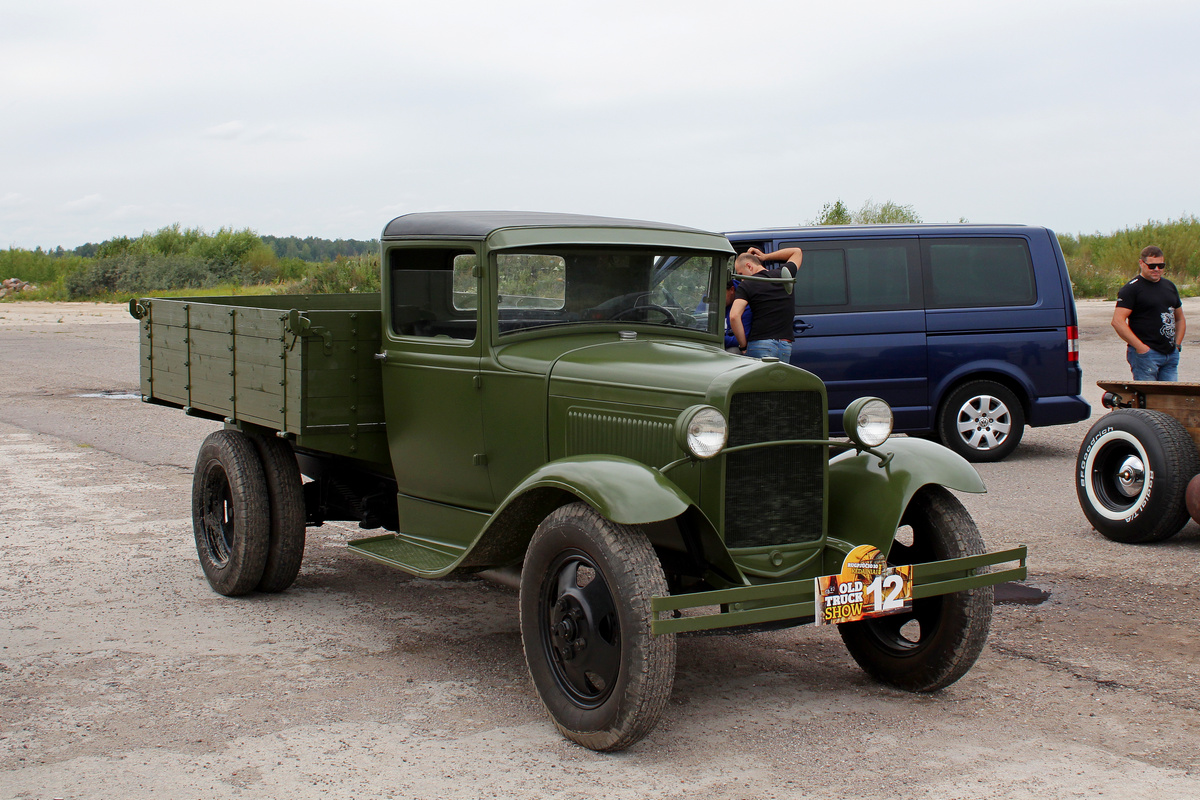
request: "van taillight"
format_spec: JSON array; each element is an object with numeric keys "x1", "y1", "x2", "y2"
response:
[{"x1": 1067, "y1": 326, "x2": 1079, "y2": 362}]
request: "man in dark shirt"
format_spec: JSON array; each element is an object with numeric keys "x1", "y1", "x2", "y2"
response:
[
  {"x1": 1112, "y1": 245, "x2": 1185, "y2": 381},
  {"x1": 730, "y1": 246, "x2": 802, "y2": 360}
]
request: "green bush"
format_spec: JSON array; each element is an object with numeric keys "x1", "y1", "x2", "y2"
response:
[
  {"x1": 1, "y1": 248, "x2": 85, "y2": 284},
  {"x1": 283, "y1": 255, "x2": 381, "y2": 294},
  {"x1": 1061, "y1": 216, "x2": 1200, "y2": 298},
  {"x1": 64, "y1": 252, "x2": 244, "y2": 298}
]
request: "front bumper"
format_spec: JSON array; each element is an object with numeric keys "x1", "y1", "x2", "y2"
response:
[{"x1": 650, "y1": 545, "x2": 1027, "y2": 634}]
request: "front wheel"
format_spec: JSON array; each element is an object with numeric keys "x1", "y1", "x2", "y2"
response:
[
  {"x1": 519, "y1": 503, "x2": 675, "y2": 752},
  {"x1": 1075, "y1": 409, "x2": 1199, "y2": 543},
  {"x1": 839, "y1": 486, "x2": 993, "y2": 692},
  {"x1": 937, "y1": 380, "x2": 1024, "y2": 462}
]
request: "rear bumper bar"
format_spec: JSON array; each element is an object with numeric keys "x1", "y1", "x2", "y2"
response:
[{"x1": 650, "y1": 545, "x2": 1027, "y2": 635}]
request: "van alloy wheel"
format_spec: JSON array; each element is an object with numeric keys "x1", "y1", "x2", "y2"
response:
[{"x1": 938, "y1": 380, "x2": 1025, "y2": 462}]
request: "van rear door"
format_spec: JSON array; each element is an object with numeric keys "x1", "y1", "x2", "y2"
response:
[{"x1": 921, "y1": 234, "x2": 1073, "y2": 424}]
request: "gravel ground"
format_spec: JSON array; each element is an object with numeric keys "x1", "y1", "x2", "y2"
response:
[{"x1": 1, "y1": 298, "x2": 1199, "y2": 799}]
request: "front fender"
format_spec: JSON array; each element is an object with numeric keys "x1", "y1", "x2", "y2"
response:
[
  {"x1": 465, "y1": 455, "x2": 742, "y2": 584},
  {"x1": 503, "y1": 455, "x2": 691, "y2": 525},
  {"x1": 827, "y1": 436, "x2": 985, "y2": 567}
]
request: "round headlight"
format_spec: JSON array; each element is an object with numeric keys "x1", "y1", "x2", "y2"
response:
[
  {"x1": 676, "y1": 405, "x2": 728, "y2": 459},
  {"x1": 845, "y1": 397, "x2": 893, "y2": 448}
]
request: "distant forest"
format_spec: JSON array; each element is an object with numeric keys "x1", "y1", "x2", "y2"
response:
[
  {"x1": 259, "y1": 235, "x2": 378, "y2": 262},
  {"x1": 55, "y1": 234, "x2": 378, "y2": 262}
]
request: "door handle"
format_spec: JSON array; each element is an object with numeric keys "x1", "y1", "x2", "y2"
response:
[
  {"x1": 793, "y1": 320, "x2": 814, "y2": 333},
  {"x1": 374, "y1": 352, "x2": 388, "y2": 362}
]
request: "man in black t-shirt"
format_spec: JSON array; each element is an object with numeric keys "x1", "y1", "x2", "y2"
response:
[
  {"x1": 730, "y1": 246, "x2": 802, "y2": 360},
  {"x1": 1112, "y1": 245, "x2": 1185, "y2": 381}
]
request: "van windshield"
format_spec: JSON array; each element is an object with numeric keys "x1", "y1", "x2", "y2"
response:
[{"x1": 493, "y1": 247, "x2": 722, "y2": 336}]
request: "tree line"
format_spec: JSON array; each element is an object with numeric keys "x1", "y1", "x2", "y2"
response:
[{"x1": 3, "y1": 209, "x2": 1198, "y2": 301}]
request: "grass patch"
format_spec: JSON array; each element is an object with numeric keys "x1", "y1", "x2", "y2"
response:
[
  {"x1": 1061, "y1": 216, "x2": 1200, "y2": 298},
  {"x1": 1, "y1": 225, "x2": 381, "y2": 303}
]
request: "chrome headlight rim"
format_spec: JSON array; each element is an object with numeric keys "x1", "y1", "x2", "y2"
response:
[
  {"x1": 844, "y1": 396, "x2": 893, "y2": 449},
  {"x1": 674, "y1": 404, "x2": 728, "y2": 460}
]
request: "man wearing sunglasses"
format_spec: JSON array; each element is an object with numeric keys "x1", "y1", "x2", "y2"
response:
[{"x1": 1112, "y1": 245, "x2": 1185, "y2": 381}]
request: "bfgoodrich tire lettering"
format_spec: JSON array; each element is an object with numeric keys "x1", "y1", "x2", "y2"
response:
[
  {"x1": 519, "y1": 502, "x2": 676, "y2": 752},
  {"x1": 839, "y1": 486, "x2": 993, "y2": 692},
  {"x1": 1075, "y1": 409, "x2": 1199, "y2": 543},
  {"x1": 192, "y1": 430, "x2": 271, "y2": 596}
]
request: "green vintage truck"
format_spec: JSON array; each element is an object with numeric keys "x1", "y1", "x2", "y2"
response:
[{"x1": 131, "y1": 211, "x2": 1026, "y2": 751}]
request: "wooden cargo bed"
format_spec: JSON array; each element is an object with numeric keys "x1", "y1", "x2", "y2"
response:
[{"x1": 132, "y1": 294, "x2": 389, "y2": 467}]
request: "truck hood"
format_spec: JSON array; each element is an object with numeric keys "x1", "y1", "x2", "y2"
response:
[{"x1": 544, "y1": 339, "x2": 760, "y2": 407}]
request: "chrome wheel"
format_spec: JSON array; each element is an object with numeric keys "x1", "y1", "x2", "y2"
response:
[
  {"x1": 938, "y1": 380, "x2": 1025, "y2": 462},
  {"x1": 954, "y1": 393, "x2": 1013, "y2": 452}
]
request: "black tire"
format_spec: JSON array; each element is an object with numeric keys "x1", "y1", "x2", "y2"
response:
[
  {"x1": 192, "y1": 431, "x2": 270, "y2": 596},
  {"x1": 249, "y1": 434, "x2": 306, "y2": 592},
  {"x1": 1075, "y1": 409, "x2": 1200, "y2": 543},
  {"x1": 839, "y1": 486, "x2": 993, "y2": 692},
  {"x1": 519, "y1": 502, "x2": 676, "y2": 751},
  {"x1": 937, "y1": 380, "x2": 1025, "y2": 462}
]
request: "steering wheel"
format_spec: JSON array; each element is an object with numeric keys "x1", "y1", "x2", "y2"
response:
[{"x1": 610, "y1": 303, "x2": 676, "y2": 324}]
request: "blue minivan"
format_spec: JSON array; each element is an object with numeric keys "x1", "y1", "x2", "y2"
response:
[{"x1": 724, "y1": 224, "x2": 1090, "y2": 461}]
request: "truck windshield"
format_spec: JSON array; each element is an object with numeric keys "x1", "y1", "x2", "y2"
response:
[{"x1": 494, "y1": 248, "x2": 722, "y2": 336}]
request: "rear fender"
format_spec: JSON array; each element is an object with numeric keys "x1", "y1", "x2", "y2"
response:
[{"x1": 825, "y1": 437, "x2": 985, "y2": 571}]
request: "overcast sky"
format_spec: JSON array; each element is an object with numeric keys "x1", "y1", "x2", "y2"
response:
[{"x1": 3, "y1": 1, "x2": 1198, "y2": 250}]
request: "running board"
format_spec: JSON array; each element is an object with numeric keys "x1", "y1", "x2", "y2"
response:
[{"x1": 347, "y1": 533, "x2": 464, "y2": 577}]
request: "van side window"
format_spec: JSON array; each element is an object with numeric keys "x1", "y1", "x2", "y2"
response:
[
  {"x1": 792, "y1": 249, "x2": 848, "y2": 306},
  {"x1": 847, "y1": 245, "x2": 911, "y2": 307},
  {"x1": 388, "y1": 248, "x2": 478, "y2": 340},
  {"x1": 925, "y1": 238, "x2": 1036, "y2": 308},
  {"x1": 783, "y1": 241, "x2": 917, "y2": 311}
]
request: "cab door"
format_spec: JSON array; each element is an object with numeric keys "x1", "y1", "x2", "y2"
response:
[{"x1": 380, "y1": 245, "x2": 493, "y2": 513}]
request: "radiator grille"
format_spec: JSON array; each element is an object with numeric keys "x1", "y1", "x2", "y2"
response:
[
  {"x1": 724, "y1": 391, "x2": 824, "y2": 548},
  {"x1": 566, "y1": 409, "x2": 675, "y2": 466}
]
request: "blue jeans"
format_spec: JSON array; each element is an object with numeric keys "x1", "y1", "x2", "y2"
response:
[
  {"x1": 1127, "y1": 346, "x2": 1180, "y2": 381},
  {"x1": 745, "y1": 339, "x2": 793, "y2": 361}
]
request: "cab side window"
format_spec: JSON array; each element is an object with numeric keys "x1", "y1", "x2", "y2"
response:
[
  {"x1": 924, "y1": 238, "x2": 1036, "y2": 308},
  {"x1": 388, "y1": 248, "x2": 478, "y2": 340}
]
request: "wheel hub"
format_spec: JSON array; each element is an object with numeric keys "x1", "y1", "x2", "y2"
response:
[
  {"x1": 956, "y1": 394, "x2": 1010, "y2": 450},
  {"x1": 540, "y1": 552, "x2": 621, "y2": 707},
  {"x1": 1115, "y1": 455, "x2": 1145, "y2": 497},
  {"x1": 552, "y1": 605, "x2": 587, "y2": 660}
]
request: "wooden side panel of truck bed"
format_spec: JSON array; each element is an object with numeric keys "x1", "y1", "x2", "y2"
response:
[{"x1": 136, "y1": 294, "x2": 389, "y2": 467}]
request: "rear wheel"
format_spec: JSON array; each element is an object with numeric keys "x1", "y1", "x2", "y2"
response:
[
  {"x1": 519, "y1": 503, "x2": 675, "y2": 751},
  {"x1": 192, "y1": 431, "x2": 270, "y2": 596},
  {"x1": 249, "y1": 434, "x2": 306, "y2": 592},
  {"x1": 938, "y1": 380, "x2": 1024, "y2": 462},
  {"x1": 1076, "y1": 409, "x2": 1199, "y2": 543},
  {"x1": 839, "y1": 486, "x2": 993, "y2": 692}
]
